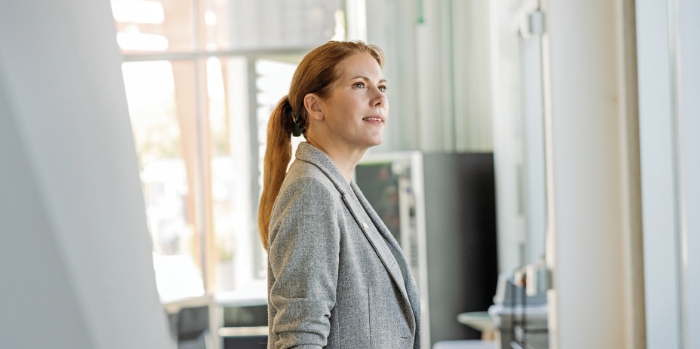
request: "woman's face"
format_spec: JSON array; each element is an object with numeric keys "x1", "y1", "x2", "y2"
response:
[{"x1": 310, "y1": 53, "x2": 388, "y2": 149}]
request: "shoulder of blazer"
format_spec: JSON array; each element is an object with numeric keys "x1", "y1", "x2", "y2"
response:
[
  {"x1": 282, "y1": 159, "x2": 342, "y2": 198},
  {"x1": 269, "y1": 160, "x2": 343, "y2": 223}
]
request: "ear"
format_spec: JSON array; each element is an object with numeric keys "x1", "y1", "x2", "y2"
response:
[{"x1": 304, "y1": 93, "x2": 325, "y2": 121}]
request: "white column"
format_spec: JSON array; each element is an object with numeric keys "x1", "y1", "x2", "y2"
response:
[
  {"x1": 543, "y1": 0, "x2": 640, "y2": 348},
  {"x1": 0, "y1": 1, "x2": 172, "y2": 348}
]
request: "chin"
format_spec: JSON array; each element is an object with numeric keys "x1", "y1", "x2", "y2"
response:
[
  {"x1": 354, "y1": 130, "x2": 384, "y2": 148},
  {"x1": 366, "y1": 135, "x2": 383, "y2": 147}
]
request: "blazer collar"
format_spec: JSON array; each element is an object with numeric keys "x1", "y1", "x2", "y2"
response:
[
  {"x1": 294, "y1": 142, "x2": 351, "y2": 195},
  {"x1": 294, "y1": 143, "x2": 416, "y2": 333}
]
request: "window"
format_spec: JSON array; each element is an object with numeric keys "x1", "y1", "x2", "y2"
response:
[{"x1": 112, "y1": 0, "x2": 344, "y2": 302}]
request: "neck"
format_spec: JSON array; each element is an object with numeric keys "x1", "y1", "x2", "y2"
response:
[{"x1": 305, "y1": 137, "x2": 367, "y2": 184}]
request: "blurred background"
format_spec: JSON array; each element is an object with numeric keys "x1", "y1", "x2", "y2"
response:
[{"x1": 0, "y1": 0, "x2": 698, "y2": 349}]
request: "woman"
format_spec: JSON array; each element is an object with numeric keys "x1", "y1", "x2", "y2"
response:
[{"x1": 259, "y1": 41, "x2": 421, "y2": 349}]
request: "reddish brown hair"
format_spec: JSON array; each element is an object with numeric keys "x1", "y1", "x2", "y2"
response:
[{"x1": 258, "y1": 41, "x2": 384, "y2": 251}]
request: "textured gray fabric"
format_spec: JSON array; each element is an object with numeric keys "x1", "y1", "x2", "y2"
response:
[{"x1": 267, "y1": 142, "x2": 421, "y2": 349}]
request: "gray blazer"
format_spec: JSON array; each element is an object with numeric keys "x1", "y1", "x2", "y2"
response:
[{"x1": 267, "y1": 143, "x2": 421, "y2": 349}]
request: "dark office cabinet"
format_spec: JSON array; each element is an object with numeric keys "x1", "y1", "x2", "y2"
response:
[{"x1": 355, "y1": 152, "x2": 499, "y2": 347}]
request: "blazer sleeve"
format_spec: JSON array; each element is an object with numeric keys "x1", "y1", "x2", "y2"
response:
[{"x1": 267, "y1": 177, "x2": 341, "y2": 349}]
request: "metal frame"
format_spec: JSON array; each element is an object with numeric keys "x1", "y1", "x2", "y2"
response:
[
  {"x1": 667, "y1": 0, "x2": 689, "y2": 346},
  {"x1": 122, "y1": 46, "x2": 318, "y2": 62}
]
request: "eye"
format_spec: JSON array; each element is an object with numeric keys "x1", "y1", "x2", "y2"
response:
[
  {"x1": 379, "y1": 85, "x2": 387, "y2": 92},
  {"x1": 353, "y1": 82, "x2": 365, "y2": 89}
]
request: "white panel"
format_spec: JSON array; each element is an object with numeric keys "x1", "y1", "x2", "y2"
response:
[
  {"x1": 636, "y1": 0, "x2": 682, "y2": 347},
  {"x1": 0, "y1": 1, "x2": 172, "y2": 348},
  {"x1": 453, "y1": 0, "x2": 494, "y2": 152},
  {"x1": 489, "y1": 0, "x2": 526, "y2": 275},
  {"x1": 679, "y1": 0, "x2": 700, "y2": 347},
  {"x1": 520, "y1": 36, "x2": 547, "y2": 265}
]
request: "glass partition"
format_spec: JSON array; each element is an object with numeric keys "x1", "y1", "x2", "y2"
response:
[{"x1": 113, "y1": 0, "x2": 335, "y2": 302}]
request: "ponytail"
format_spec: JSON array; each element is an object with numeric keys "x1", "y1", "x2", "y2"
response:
[
  {"x1": 258, "y1": 96, "x2": 295, "y2": 251},
  {"x1": 257, "y1": 41, "x2": 385, "y2": 251}
]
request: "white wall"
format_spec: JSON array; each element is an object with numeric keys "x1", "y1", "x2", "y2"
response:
[
  {"x1": 0, "y1": 1, "x2": 172, "y2": 348},
  {"x1": 0, "y1": 77, "x2": 96, "y2": 349}
]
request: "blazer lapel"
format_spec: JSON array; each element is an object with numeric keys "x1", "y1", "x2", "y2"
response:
[
  {"x1": 349, "y1": 182, "x2": 419, "y2": 318},
  {"x1": 340, "y1": 193, "x2": 410, "y2": 300},
  {"x1": 340, "y1": 192, "x2": 416, "y2": 337},
  {"x1": 294, "y1": 143, "x2": 415, "y2": 331}
]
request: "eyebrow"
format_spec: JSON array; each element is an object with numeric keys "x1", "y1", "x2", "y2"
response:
[{"x1": 350, "y1": 76, "x2": 387, "y2": 84}]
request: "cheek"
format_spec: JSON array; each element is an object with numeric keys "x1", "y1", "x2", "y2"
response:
[
  {"x1": 347, "y1": 96, "x2": 363, "y2": 111},
  {"x1": 342, "y1": 99, "x2": 365, "y2": 123}
]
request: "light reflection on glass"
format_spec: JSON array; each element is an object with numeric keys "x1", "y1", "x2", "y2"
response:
[
  {"x1": 111, "y1": 1, "x2": 165, "y2": 24},
  {"x1": 117, "y1": 32, "x2": 169, "y2": 51},
  {"x1": 122, "y1": 61, "x2": 205, "y2": 301},
  {"x1": 112, "y1": 0, "x2": 194, "y2": 53}
]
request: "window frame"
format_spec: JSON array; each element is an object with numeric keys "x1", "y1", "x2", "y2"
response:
[{"x1": 118, "y1": 2, "x2": 318, "y2": 295}]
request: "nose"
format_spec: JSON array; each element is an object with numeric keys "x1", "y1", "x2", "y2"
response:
[{"x1": 370, "y1": 87, "x2": 387, "y2": 108}]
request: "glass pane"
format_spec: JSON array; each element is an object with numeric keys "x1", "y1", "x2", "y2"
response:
[
  {"x1": 206, "y1": 56, "x2": 302, "y2": 300},
  {"x1": 201, "y1": 0, "x2": 344, "y2": 52},
  {"x1": 122, "y1": 60, "x2": 205, "y2": 301},
  {"x1": 206, "y1": 56, "x2": 264, "y2": 298},
  {"x1": 112, "y1": 0, "x2": 194, "y2": 53}
]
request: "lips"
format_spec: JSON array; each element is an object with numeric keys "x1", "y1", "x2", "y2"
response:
[{"x1": 362, "y1": 115, "x2": 384, "y2": 123}]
